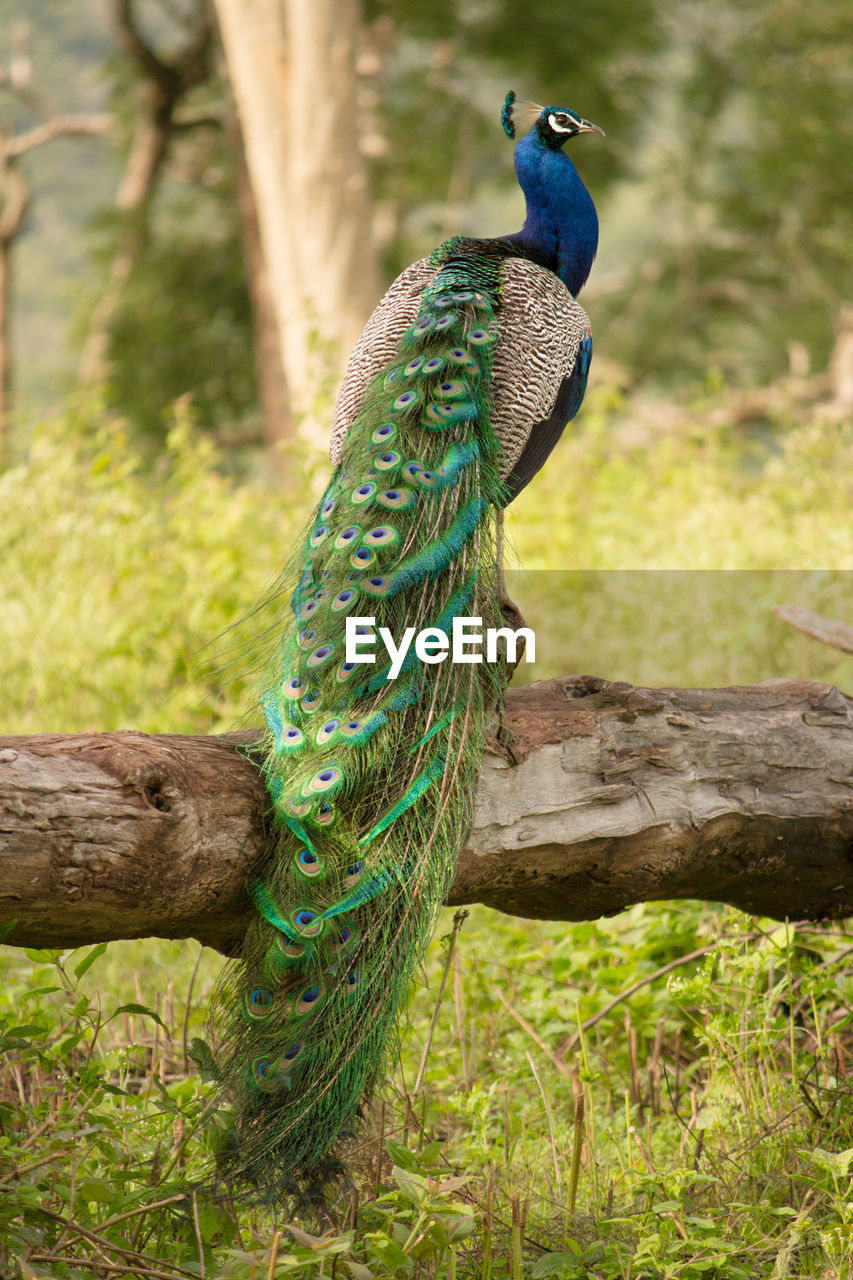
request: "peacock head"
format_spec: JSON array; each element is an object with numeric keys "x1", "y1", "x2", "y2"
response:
[{"x1": 501, "y1": 91, "x2": 604, "y2": 149}]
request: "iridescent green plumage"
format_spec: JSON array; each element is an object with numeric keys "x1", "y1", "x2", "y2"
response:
[{"x1": 214, "y1": 247, "x2": 510, "y2": 1195}]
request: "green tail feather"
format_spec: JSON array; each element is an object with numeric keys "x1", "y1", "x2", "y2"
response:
[{"x1": 213, "y1": 245, "x2": 511, "y2": 1196}]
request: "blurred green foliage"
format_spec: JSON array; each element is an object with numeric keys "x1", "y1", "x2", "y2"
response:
[
  {"x1": 1, "y1": 385, "x2": 848, "y2": 737},
  {"x1": 101, "y1": 187, "x2": 257, "y2": 443}
]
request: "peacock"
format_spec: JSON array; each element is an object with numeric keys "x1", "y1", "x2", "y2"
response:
[{"x1": 212, "y1": 91, "x2": 603, "y2": 1199}]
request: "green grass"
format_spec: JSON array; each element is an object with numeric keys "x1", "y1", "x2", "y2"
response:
[
  {"x1": 1, "y1": 386, "x2": 852, "y2": 1277},
  {"x1": 2, "y1": 909, "x2": 852, "y2": 1277}
]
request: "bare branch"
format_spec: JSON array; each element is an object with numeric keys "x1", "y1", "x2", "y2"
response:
[
  {"x1": 113, "y1": 0, "x2": 213, "y2": 90},
  {"x1": 5, "y1": 114, "x2": 111, "y2": 158},
  {"x1": 774, "y1": 604, "x2": 853, "y2": 654},
  {"x1": 172, "y1": 106, "x2": 226, "y2": 131}
]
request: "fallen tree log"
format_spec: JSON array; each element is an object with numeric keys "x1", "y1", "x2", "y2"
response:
[{"x1": 1, "y1": 676, "x2": 851, "y2": 954}]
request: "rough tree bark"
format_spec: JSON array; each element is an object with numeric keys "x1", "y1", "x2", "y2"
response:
[
  {"x1": 212, "y1": 0, "x2": 380, "y2": 435},
  {"x1": 1, "y1": 677, "x2": 851, "y2": 956}
]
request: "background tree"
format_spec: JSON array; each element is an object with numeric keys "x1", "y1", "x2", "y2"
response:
[
  {"x1": 213, "y1": 0, "x2": 381, "y2": 440},
  {"x1": 79, "y1": 0, "x2": 215, "y2": 386},
  {"x1": 0, "y1": 20, "x2": 108, "y2": 455}
]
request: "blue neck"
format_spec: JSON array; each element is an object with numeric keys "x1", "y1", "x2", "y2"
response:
[{"x1": 505, "y1": 130, "x2": 599, "y2": 298}]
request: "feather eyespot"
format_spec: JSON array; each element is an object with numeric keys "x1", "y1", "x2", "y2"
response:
[
  {"x1": 250, "y1": 987, "x2": 273, "y2": 1008},
  {"x1": 467, "y1": 329, "x2": 493, "y2": 345},
  {"x1": 314, "y1": 766, "x2": 341, "y2": 791},
  {"x1": 393, "y1": 391, "x2": 418, "y2": 411},
  {"x1": 310, "y1": 524, "x2": 329, "y2": 547},
  {"x1": 371, "y1": 423, "x2": 396, "y2": 444},
  {"x1": 404, "y1": 461, "x2": 422, "y2": 478},
  {"x1": 434, "y1": 314, "x2": 456, "y2": 331},
  {"x1": 436, "y1": 379, "x2": 467, "y2": 400},
  {"x1": 287, "y1": 796, "x2": 311, "y2": 816},
  {"x1": 375, "y1": 451, "x2": 401, "y2": 471},
  {"x1": 331, "y1": 588, "x2": 358, "y2": 612},
  {"x1": 351, "y1": 546, "x2": 376, "y2": 567},
  {"x1": 362, "y1": 575, "x2": 389, "y2": 595},
  {"x1": 302, "y1": 765, "x2": 342, "y2": 797},
  {"x1": 336, "y1": 660, "x2": 358, "y2": 682},
  {"x1": 335, "y1": 525, "x2": 361, "y2": 549},
  {"x1": 344, "y1": 859, "x2": 365, "y2": 885},
  {"x1": 427, "y1": 401, "x2": 475, "y2": 424},
  {"x1": 404, "y1": 356, "x2": 425, "y2": 375},
  {"x1": 283, "y1": 676, "x2": 307, "y2": 700},
  {"x1": 301, "y1": 689, "x2": 322, "y2": 712},
  {"x1": 276, "y1": 935, "x2": 304, "y2": 959},
  {"x1": 346, "y1": 570, "x2": 364, "y2": 582},
  {"x1": 298, "y1": 626, "x2": 318, "y2": 648},
  {"x1": 321, "y1": 499, "x2": 336, "y2": 517},
  {"x1": 307, "y1": 644, "x2": 335, "y2": 669},
  {"x1": 365, "y1": 526, "x2": 399, "y2": 546},
  {"x1": 421, "y1": 357, "x2": 445, "y2": 375},
  {"x1": 296, "y1": 847, "x2": 322, "y2": 877},
  {"x1": 299, "y1": 599, "x2": 319, "y2": 619},
  {"x1": 351, "y1": 483, "x2": 375, "y2": 505},
  {"x1": 448, "y1": 347, "x2": 477, "y2": 368},
  {"x1": 383, "y1": 368, "x2": 402, "y2": 389},
  {"x1": 377, "y1": 487, "x2": 413, "y2": 510},
  {"x1": 296, "y1": 985, "x2": 322, "y2": 1014},
  {"x1": 317, "y1": 802, "x2": 336, "y2": 826},
  {"x1": 280, "y1": 726, "x2": 304, "y2": 752},
  {"x1": 282, "y1": 1043, "x2": 302, "y2": 1061},
  {"x1": 316, "y1": 718, "x2": 339, "y2": 745},
  {"x1": 334, "y1": 926, "x2": 354, "y2": 949},
  {"x1": 345, "y1": 970, "x2": 361, "y2": 988},
  {"x1": 292, "y1": 908, "x2": 322, "y2": 937}
]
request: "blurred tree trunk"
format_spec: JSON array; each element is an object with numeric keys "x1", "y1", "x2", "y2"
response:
[
  {"x1": 212, "y1": 0, "x2": 380, "y2": 439},
  {"x1": 0, "y1": 155, "x2": 28, "y2": 455},
  {"x1": 79, "y1": 0, "x2": 213, "y2": 385},
  {"x1": 231, "y1": 112, "x2": 293, "y2": 447}
]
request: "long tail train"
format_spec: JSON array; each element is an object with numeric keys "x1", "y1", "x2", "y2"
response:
[{"x1": 213, "y1": 246, "x2": 510, "y2": 1195}]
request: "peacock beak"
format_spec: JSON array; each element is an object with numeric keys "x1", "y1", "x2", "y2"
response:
[{"x1": 577, "y1": 118, "x2": 605, "y2": 137}]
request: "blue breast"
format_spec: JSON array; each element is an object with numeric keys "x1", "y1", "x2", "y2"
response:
[{"x1": 507, "y1": 132, "x2": 599, "y2": 298}]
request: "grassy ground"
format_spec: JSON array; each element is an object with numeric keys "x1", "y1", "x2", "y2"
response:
[{"x1": 1, "y1": 385, "x2": 851, "y2": 1277}]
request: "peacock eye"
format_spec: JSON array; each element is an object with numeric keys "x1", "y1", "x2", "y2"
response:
[{"x1": 556, "y1": 114, "x2": 569, "y2": 125}]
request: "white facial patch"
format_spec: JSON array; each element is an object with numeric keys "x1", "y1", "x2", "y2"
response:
[{"x1": 548, "y1": 113, "x2": 576, "y2": 134}]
